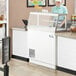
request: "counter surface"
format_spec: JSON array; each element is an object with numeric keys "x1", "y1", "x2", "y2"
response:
[
  {"x1": 12, "y1": 26, "x2": 25, "y2": 31},
  {"x1": 0, "y1": 20, "x2": 7, "y2": 24},
  {"x1": 12, "y1": 26, "x2": 76, "y2": 39},
  {"x1": 56, "y1": 31, "x2": 76, "y2": 39}
]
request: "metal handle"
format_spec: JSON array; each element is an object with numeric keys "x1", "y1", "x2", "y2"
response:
[{"x1": 49, "y1": 35, "x2": 54, "y2": 38}]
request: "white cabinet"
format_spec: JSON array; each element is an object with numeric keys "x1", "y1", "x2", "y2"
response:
[
  {"x1": 13, "y1": 29, "x2": 29, "y2": 58},
  {"x1": 58, "y1": 36, "x2": 76, "y2": 71},
  {"x1": 12, "y1": 28, "x2": 56, "y2": 69},
  {"x1": 0, "y1": 0, "x2": 9, "y2": 36},
  {"x1": 28, "y1": 30, "x2": 56, "y2": 69}
]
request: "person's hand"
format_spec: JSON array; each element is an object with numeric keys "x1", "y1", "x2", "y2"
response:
[{"x1": 58, "y1": 24, "x2": 63, "y2": 28}]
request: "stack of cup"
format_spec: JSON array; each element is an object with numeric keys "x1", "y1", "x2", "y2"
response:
[{"x1": 71, "y1": 14, "x2": 76, "y2": 24}]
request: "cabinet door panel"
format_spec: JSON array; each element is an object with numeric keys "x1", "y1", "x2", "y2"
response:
[
  {"x1": 58, "y1": 37, "x2": 76, "y2": 70},
  {"x1": 13, "y1": 30, "x2": 29, "y2": 58},
  {"x1": 28, "y1": 30, "x2": 55, "y2": 65}
]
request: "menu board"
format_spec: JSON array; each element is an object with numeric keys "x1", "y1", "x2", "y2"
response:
[{"x1": 2, "y1": 37, "x2": 10, "y2": 64}]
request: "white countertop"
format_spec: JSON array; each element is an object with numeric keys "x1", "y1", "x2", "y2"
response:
[
  {"x1": 0, "y1": 20, "x2": 7, "y2": 24},
  {"x1": 12, "y1": 26, "x2": 76, "y2": 39},
  {"x1": 12, "y1": 27, "x2": 25, "y2": 31},
  {"x1": 12, "y1": 25, "x2": 56, "y2": 33},
  {"x1": 28, "y1": 25, "x2": 56, "y2": 33}
]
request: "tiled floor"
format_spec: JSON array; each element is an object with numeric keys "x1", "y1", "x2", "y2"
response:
[{"x1": 0, "y1": 59, "x2": 75, "y2": 76}]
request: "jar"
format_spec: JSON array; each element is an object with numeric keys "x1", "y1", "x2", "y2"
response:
[{"x1": 0, "y1": 15, "x2": 4, "y2": 27}]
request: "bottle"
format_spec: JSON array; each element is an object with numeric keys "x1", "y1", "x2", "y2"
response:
[
  {"x1": 0, "y1": 15, "x2": 4, "y2": 27},
  {"x1": 75, "y1": 15, "x2": 76, "y2": 24}
]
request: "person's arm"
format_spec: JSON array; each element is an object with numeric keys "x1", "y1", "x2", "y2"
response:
[
  {"x1": 59, "y1": 14, "x2": 67, "y2": 27},
  {"x1": 59, "y1": 20, "x2": 65, "y2": 27},
  {"x1": 59, "y1": 6, "x2": 68, "y2": 27}
]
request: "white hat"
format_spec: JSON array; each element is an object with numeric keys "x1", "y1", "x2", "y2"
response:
[{"x1": 55, "y1": 0, "x2": 62, "y2": 2}]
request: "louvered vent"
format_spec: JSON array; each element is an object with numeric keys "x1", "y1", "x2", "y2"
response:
[{"x1": 29, "y1": 48, "x2": 35, "y2": 58}]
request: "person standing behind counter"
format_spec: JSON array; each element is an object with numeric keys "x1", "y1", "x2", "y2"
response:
[{"x1": 51, "y1": 0, "x2": 68, "y2": 27}]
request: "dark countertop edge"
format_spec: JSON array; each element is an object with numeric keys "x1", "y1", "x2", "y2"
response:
[{"x1": 55, "y1": 31, "x2": 76, "y2": 39}]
